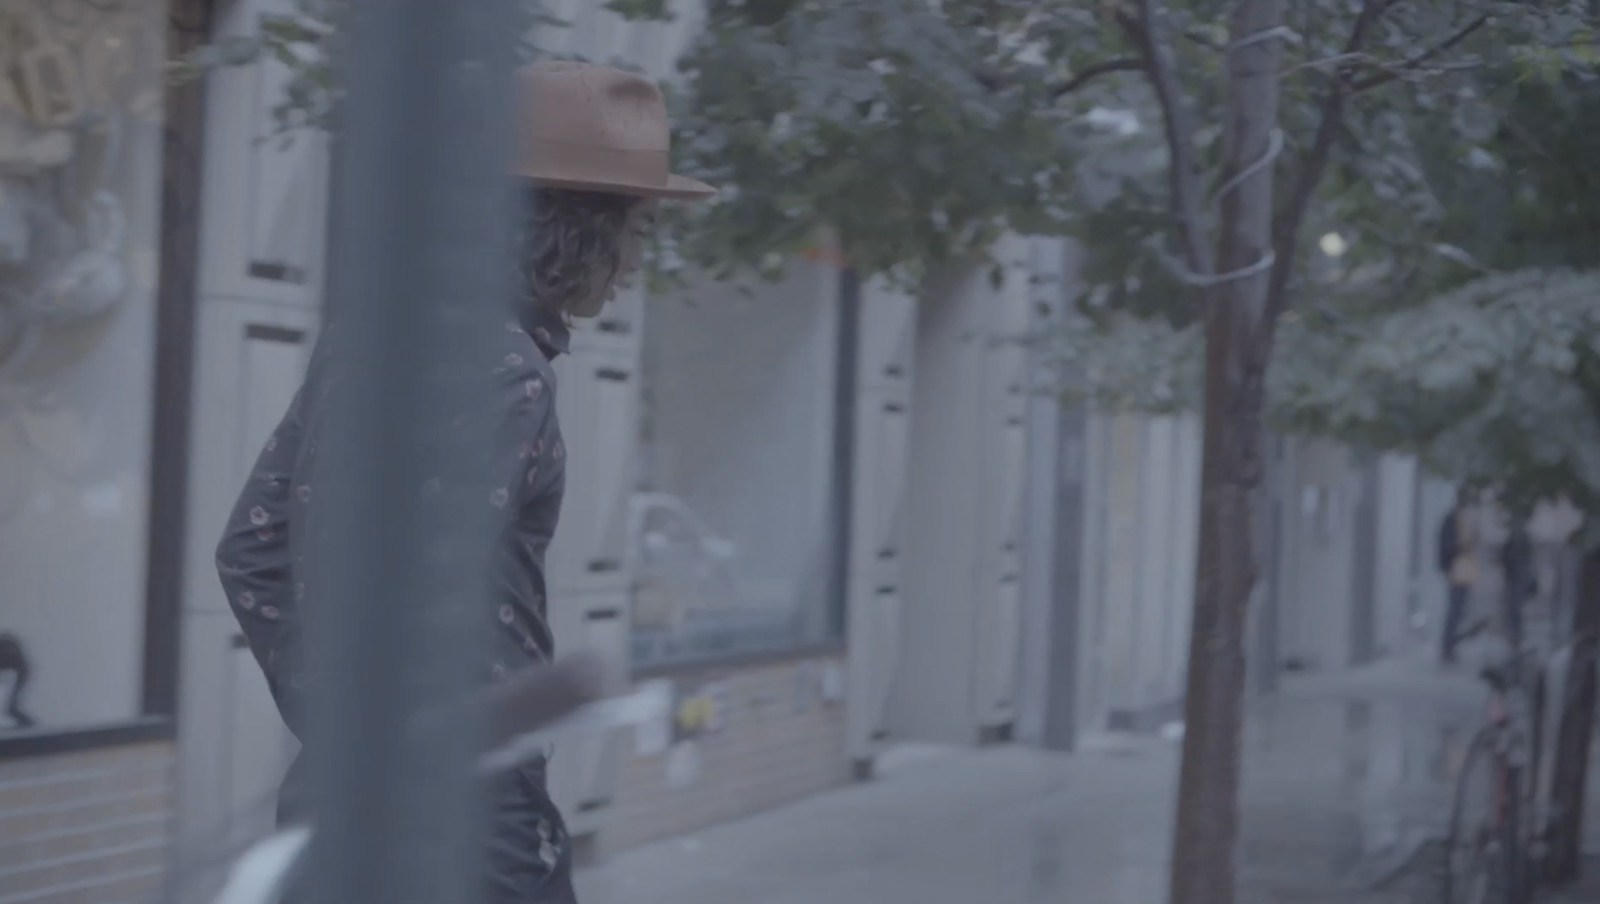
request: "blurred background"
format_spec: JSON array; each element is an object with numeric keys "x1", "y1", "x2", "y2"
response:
[{"x1": 2, "y1": 1, "x2": 1599, "y2": 903}]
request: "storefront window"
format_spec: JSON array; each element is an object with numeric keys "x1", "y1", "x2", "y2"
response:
[
  {"x1": 632, "y1": 262, "x2": 844, "y2": 669},
  {"x1": 0, "y1": 0, "x2": 168, "y2": 733}
]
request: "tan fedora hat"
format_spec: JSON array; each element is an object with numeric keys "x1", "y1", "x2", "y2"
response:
[{"x1": 512, "y1": 60, "x2": 716, "y2": 201}]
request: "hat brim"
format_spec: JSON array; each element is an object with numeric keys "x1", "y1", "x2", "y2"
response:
[{"x1": 525, "y1": 172, "x2": 717, "y2": 201}]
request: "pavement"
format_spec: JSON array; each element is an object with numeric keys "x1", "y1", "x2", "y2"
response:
[{"x1": 576, "y1": 644, "x2": 1600, "y2": 904}]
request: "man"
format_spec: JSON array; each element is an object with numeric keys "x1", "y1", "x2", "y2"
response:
[
  {"x1": 215, "y1": 61, "x2": 714, "y2": 903},
  {"x1": 1437, "y1": 487, "x2": 1478, "y2": 664}
]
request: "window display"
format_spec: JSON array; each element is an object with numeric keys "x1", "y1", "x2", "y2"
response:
[
  {"x1": 0, "y1": 0, "x2": 168, "y2": 733},
  {"x1": 632, "y1": 263, "x2": 845, "y2": 669}
]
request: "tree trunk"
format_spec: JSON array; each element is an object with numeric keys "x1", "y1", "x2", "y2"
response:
[
  {"x1": 1544, "y1": 547, "x2": 1600, "y2": 886},
  {"x1": 1166, "y1": 1, "x2": 1284, "y2": 903}
]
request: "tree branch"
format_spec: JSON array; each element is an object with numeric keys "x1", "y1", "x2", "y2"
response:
[
  {"x1": 1119, "y1": 1, "x2": 1212, "y2": 277},
  {"x1": 1348, "y1": 13, "x2": 1491, "y2": 92},
  {"x1": 1257, "y1": 0, "x2": 1387, "y2": 348},
  {"x1": 1050, "y1": 58, "x2": 1144, "y2": 98}
]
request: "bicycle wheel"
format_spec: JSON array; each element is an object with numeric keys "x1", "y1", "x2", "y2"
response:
[{"x1": 1443, "y1": 725, "x2": 1514, "y2": 904}]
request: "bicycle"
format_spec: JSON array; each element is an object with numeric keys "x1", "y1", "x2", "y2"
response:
[
  {"x1": 208, "y1": 653, "x2": 673, "y2": 904},
  {"x1": 1442, "y1": 618, "x2": 1551, "y2": 904}
]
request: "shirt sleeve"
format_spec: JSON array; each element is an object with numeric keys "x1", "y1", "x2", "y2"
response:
[{"x1": 486, "y1": 366, "x2": 564, "y2": 667}]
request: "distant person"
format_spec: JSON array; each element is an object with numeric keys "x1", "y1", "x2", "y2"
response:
[
  {"x1": 1437, "y1": 488, "x2": 1478, "y2": 664},
  {"x1": 1501, "y1": 519, "x2": 1536, "y2": 648},
  {"x1": 0, "y1": 632, "x2": 35, "y2": 729}
]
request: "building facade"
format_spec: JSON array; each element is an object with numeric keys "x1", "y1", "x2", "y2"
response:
[
  {"x1": 0, "y1": 0, "x2": 1047, "y2": 899},
  {"x1": 0, "y1": 0, "x2": 212, "y2": 902}
]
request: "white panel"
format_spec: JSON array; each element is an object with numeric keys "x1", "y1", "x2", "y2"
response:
[
  {"x1": 545, "y1": 594, "x2": 631, "y2": 836},
  {"x1": 989, "y1": 577, "x2": 1022, "y2": 713},
  {"x1": 996, "y1": 414, "x2": 1028, "y2": 549},
  {"x1": 874, "y1": 403, "x2": 909, "y2": 555},
  {"x1": 1076, "y1": 414, "x2": 1111, "y2": 734},
  {"x1": 175, "y1": 613, "x2": 292, "y2": 904},
  {"x1": 865, "y1": 585, "x2": 902, "y2": 730},
  {"x1": 197, "y1": 0, "x2": 329, "y2": 309},
  {"x1": 241, "y1": 327, "x2": 311, "y2": 473},
  {"x1": 546, "y1": 354, "x2": 638, "y2": 593},
  {"x1": 859, "y1": 278, "x2": 916, "y2": 389},
  {"x1": 847, "y1": 382, "x2": 912, "y2": 759},
  {"x1": 227, "y1": 638, "x2": 294, "y2": 847},
  {"x1": 589, "y1": 369, "x2": 636, "y2": 567},
  {"x1": 1134, "y1": 417, "x2": 1176, "y2": 707},
  {"x1": 1166, "y1": 415, "x2": 1202, "y2": 692}
]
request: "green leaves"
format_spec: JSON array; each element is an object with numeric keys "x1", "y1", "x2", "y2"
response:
[
  {"x1": 1038, "y1": 310, "x2": 1203, "y2": 414},
  {"x1": 1273, "y1": 269, "x2": 1600, "y2": 522},
  {"x1": 173, "y1": 0, "x2": 559, "y2": 135},
  {"x1": 651, "y1": 0, "x2": 1093, "y2": 284}
]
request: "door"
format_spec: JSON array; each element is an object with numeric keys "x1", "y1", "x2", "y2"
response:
[{"x1": 545, "y1": 350, "x2": 641, "y2": 836}]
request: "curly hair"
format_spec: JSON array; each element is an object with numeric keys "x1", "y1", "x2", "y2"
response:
[{"x1": 516, "y1": 185, "x2": 640, "y2": 318}]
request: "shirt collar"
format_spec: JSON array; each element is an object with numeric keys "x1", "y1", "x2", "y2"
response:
[{"x1": 518, "y1": 304, "x2": 572, "y2": 359}]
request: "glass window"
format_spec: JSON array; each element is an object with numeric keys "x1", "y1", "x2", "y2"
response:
[
  {"x1": 632, "y1": 262, "x2": 844, "y2": 669},
  {"x1": 0, "y1": 0, "x2": 168, "y2": 733}
]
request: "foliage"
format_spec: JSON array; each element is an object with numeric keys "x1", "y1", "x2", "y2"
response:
[
  {"x1": 1426, "y1": 73, "x2": 1600, "y2": 278},
  {"x1": 655, "y1": 0, "x2": 1083, "y2": 283},
  {"x1": 1042, "y1": 308, "x2": 1202, "y2": 414},
  {"x1": 1054, "y1": 263, "x2": 1600, "y2": 536},
  {"x1": 1274, "y1": 269, "x2": 1600, "y2": 531},
  {"x1": 177, "y1": 0, "x2": 1597, "y2": 298},
  {"x1": 167, "y1": 0, "x2": 564, "y2": 133},
  {"x1": 1288, "y1": 71, "x2": 1600, "y2": 528}
]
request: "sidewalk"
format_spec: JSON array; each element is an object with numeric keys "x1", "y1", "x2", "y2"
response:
[
  {"x1": 577, "y1": 739, "x2": 1181, "y2": 904},
  {"x1": 575, "y1": 651, "x2": 1600, "y2": 904}
]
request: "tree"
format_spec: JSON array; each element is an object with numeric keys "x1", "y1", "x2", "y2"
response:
[
  {"x1": 1272, "y1": 66, "x2": 1600, "y2": 882},
  {"x1": 1066, "y1": 61, "x2": 1600, "y2": 886},
  {"x1": 188, "y1": 2, "x2": 1597, "y2": 902}
]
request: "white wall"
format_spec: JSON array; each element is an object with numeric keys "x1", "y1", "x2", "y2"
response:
[
  {"x1": 890, "y1": 238, "x2": 1035, "y2": 744},
  {"x1": 1277, "y1": 440, "x2": 1361, "y2": 670},
  {"x1": 1373, "y1": 455, "x2": 1420, "y2": 658},
  {"x1": 892, "y1": 264, "x2": 988, "y2": 744},
  {"x1": 1015, "y1": 239, "x2": 1069, "y2": 747},
  {"x1": 1071, "y1": 411, "x2": 1200, "y2": 731}
]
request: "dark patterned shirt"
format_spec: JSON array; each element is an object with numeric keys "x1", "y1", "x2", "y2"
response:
[{"x1": 216, "y1": 306, "x2": 572, "y2": 738}]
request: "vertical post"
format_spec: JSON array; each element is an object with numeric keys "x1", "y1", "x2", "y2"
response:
[
  {"x1": 299, "y1": 3, "x2": 520, "y2": 904},
  {"x1": 828, "y1": 267, "x2": 861, "y2": 642}
]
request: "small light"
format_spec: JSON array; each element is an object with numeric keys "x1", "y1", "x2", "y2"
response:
[{"x1": 1319, "y1": 232, "x2": 1348, "y2": 258}]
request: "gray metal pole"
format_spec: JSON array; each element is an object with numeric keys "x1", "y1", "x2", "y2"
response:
[{"x1": 299, "y1": 2, "x2": 521, "y2": 903}]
